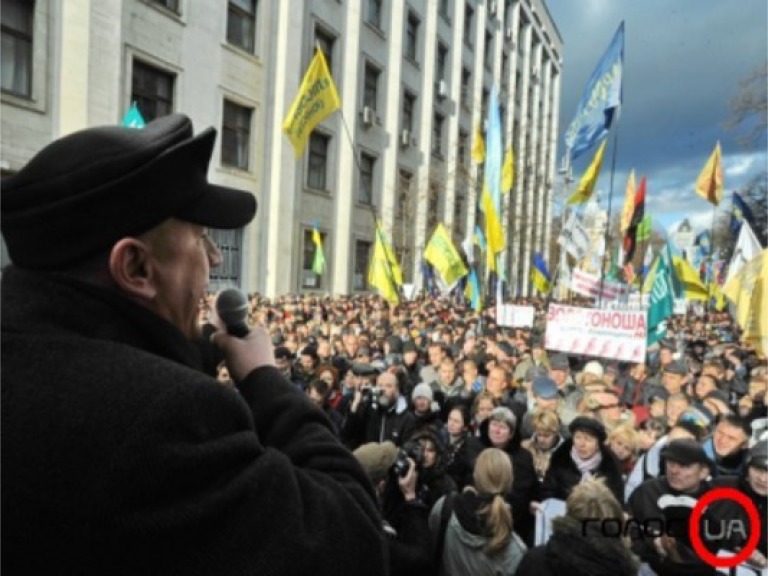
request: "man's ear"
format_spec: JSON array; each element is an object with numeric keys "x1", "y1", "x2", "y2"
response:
[{"x1": 108, "y1": 238, "x2": 157, "y2": 301}]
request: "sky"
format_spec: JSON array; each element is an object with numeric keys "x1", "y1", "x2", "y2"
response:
[{"x1": 545, "y1": 0, "x2": 767, "y2": 239}]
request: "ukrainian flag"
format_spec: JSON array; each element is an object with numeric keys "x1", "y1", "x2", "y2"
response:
[{"x1": 531, "y1": 252, "x2": 551, "y2": 294}]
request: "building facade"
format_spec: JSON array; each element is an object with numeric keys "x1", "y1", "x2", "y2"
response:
[{"x1": 1, "y1": 0, "x2": 562, "y2": 298}]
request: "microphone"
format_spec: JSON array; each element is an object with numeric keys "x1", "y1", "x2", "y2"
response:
[{"x1": 215, "y1": 289, "x2": 250, "y2": 337}]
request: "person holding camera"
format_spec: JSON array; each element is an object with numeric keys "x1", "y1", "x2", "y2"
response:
[
  {"x1": 406, "y1": 429, "x2": 457, "y2": 510},
  {"x1": 353, "y1": 442, "x2": 435, "y2": 576},
  {"x1": 342, "y1": 370, "x2": 416, "y2": 450}
]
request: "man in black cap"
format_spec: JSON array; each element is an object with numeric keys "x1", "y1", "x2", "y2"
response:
[
  {"x1": 627, "y1": 439, "x2": 721, "y2": 575},
  {"x1": 662, "y1": 360, "x2": 689, "y2": 396},
  {"x1": 1, "y1": 116, "x2": 386, "y2": 575}
]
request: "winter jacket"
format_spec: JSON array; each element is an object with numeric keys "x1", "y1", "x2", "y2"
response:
[
  {"x1": 408, "y1": 429, "x2": 457, "y2": 510},
  {"x1": 429, "y1": 492, "x2": 527, "y2": 576},
  {"x1": 521, "y1": 434, "x2": 565, "y2": 482},
  {"x1": 1, "y1": 267, "x2": 386, "y2": 576},
  {"x1": 342, "y1": 394, "x2": 417, "y2": 449},
  {"x1": 540, "y1": 438, "x2": 624, "y2": 504},
  {"x1": 516, "y1": 516, "x2": 639, "y2": 576},
  {"x1": 467, "y1": 419, "x2": 539, "y2": 546},
  {"x1": 444, "y1": 431, "x2": 474, "y2": 490}
]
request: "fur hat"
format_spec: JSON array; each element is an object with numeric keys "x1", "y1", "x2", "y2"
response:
[
  {"x1": 353, "y1": 441, "x2": 399, "y2": 483},
  {"x1": 1, "y1": 114, "x2": 256, "y2": 269},
  {"x1": 569, "y1": 416, "x2": 607, "y2": 444}
]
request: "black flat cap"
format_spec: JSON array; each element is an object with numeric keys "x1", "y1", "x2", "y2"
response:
[
  {"x1": 2, "y1": 114, "x2": 257, "y2": 269},
  {"x1": 661, "y1": 439, "x2": 711, "y2": 468},
  {"x1": 549, "y1": 353, "x2": 570, "y2": 371},
  {"x1": 664, "y1": 361, "x2": 688, "y2": 376},
  {"x1": 350, "y1": 362, "x2": 380, "y2": 377}
]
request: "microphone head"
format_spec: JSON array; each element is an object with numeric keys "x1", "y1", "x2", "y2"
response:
[{"x1": 215, "y1": 288, "x2": 249, "y2": 329}]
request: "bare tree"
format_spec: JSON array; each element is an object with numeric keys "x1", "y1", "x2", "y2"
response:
[{"x1": 724, "y1": 61, "x2": 767, "y2": 148}]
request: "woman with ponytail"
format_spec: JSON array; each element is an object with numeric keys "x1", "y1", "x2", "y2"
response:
[{"x1": 428, "y1": 448, "x2": 526, "y2": 575}]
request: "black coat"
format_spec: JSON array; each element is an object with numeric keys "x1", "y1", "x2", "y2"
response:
[
  {"x1": 517, "y1": 516, "x2": 639, "y2": 576},
  {"x1": 1, "y1": 267, "x2": 387, "y2": 576},
  {"x1": 540, "y1": 438, "x2": 624, "y2": 504},
  {"x1": 467, "y1": 419, "x2": 539, "y2": 546}
]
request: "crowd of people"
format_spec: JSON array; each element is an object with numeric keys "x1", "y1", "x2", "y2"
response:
[{"x1": 204, "y1": 291, "x2": 768, "y2": 576}]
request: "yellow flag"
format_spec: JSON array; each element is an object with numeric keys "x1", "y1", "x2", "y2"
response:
[
  {"x1": 368, "y1": 233, "x2": 399, "y2": 305},
  {"x1": 724, "y1": 250, "x2": 767, "y2": 357},
  {"x1": 619, "y1": 169, "x2": 636, "y2": 234},
  {"x1": 672, "y1": 256, "x2": 709, "y2": 301},
  {"x1": 376, "y1": 220, "x2": 404, "y2": 286},
  {"x1": 481, "y1": 185, "x2": 504, "y2": 272},
  {"x1": 695, "y1": 142, "x2": 723, "y2": 206},
  {"x1": 282, "y1": 49, "x2": 341, "y2": 157},
  {"x1": 424, "y1": 223, "x2": 469, "y2": 286},
  {"x1": 501, "y1": 147, "x2": 514, "y2": 193},
  {"x1": 567, "y1": 140, "x2": 607, "y2": 205},
  {"x1": 472, "y1": 126, "x2": 485, "y2": 164}
]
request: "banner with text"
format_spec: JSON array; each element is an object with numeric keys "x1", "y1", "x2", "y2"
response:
[
  {"x1": 570, "y1": 268, "x2": 628, "y2": 301},
  {"x1": 545, "y1": 304, "x2": 647, "y2": 362},
  {"x1": 497, "y1": 304, "x2": 536, "y2": 327}
]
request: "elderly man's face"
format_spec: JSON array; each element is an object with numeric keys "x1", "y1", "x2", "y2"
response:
[
  {"x1": 665, "y1": 460, "x2": 709, "y2": 493},
  {"x1": 143, "y1": 220, "x2": 221, "y2": 340}
]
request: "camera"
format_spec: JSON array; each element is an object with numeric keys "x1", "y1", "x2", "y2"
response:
[
  {"x1": 360, "y1": 384, "x2": 382, "y2": 407},
  {"x1": 391, "y1": 440, "x2": 425, "y2": 477}
]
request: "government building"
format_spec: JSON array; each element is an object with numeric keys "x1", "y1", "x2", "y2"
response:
[{"x1": 1, "y1": 0, "x2": 563, "y2": 298}]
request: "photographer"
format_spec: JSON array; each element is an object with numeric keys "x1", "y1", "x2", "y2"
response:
[
  {"x1": 353, "y1": 442, "x2": 435, "y2": 576},
  {"x1": 342, "y1": 370, "x2": 416, "y2": 450}
]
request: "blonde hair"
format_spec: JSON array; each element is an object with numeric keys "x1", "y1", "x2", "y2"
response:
[
  {"x1": 607, "y1": 423, "x2": 640, "y2": 455},
  {"x1": 472, "y1": 448, "x2": 514, "y2": 554},
  {"x1": 530, "y1": 408, "x2": 561, "y2": 436},
  {"x1": 566, "y1": 478, "x2": 624, "y2": 523}
]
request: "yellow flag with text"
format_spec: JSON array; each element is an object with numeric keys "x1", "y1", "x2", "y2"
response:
[
  {"x1": 567, "y1": 140, "x2": 607, "y2": 205},
  {"x1": 282, "y1": 49, "x2": 341, "y2": 157},
  {"x1": 368, "y1": 233, "x2": 400, "y2": 305},
  {"x1": 424, "y1": 223, "x2": 468, "y2": 286},
  {"x1": 724, "y1": 250, "x2": 767, "y2": 357}
]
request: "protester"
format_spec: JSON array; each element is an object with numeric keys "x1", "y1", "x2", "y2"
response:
[
  {"x1": 443, "y1": 406, "x2": 474, "y2": 490},
  {"x1": 521, "y1": 409, "x2": 565, "y2": 482},
  {"x1": 0, "y1": 115, "x2": 386, "y2": 574},
  {"x1": 517, "y1": 479, "x2": 640, "y2": 576},
  {"x1": 429, "y1": 448, "x2": 527, "y2": 576}
]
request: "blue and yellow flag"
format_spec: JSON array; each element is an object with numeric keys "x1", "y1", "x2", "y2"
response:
[
  {"x1": 567, "y1": 139, "x2": 607, "y2": 205},
  {"x1": 481, "y1": 88, "x2": 505, "y2": 271},
  {"x1": 473, "y1": 225, "x2": 487, "y2": 252},
  {"x1": 282, "y1": 48, "x2": 341, "y2": 157},
  {"x1": 531, "y1": 252, "x2": 551, "y2": 294},
  {"x1": 464, "y1": 268, "x2": 483, "y2": 312},
  {"x1": 424, "y1": 223, "x2": 468, "y2": 286},
  {"x1": 565, "y1": 21, "x2": 624, "y2": 160},
  {"x1": 311, "y1": 220, "x2": 325, "y2": 275},
  {"x1": 731, "y1": 192, "x2": 755, "y2": 235},
  {"x1": 376, "y1": 220, "x2": 404, "y2": 287},
  {"x1": 501, "y1": 147, "x2": 515, "y2": 193}
]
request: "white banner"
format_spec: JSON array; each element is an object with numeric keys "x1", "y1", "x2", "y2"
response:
[
  {"x1": 570, "y1": 268, "x2": 628, "y2": 301},
  {"x1": 673, "y1": 298, "x2": 687, "y2": 315},
  {"x1": 497, "y1": 304, "x2": 536, "y2": 328},
  {"x1": 545, "y1": 304, "x2": 647, "y2": 363},
  {"x1": 558, "y1": 213, "x2": 590, "y2": 262}
]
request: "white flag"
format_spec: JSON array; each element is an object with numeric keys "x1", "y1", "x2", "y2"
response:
[{"x1": 725, "y1": 221, "x2": 761, "y2": 285}]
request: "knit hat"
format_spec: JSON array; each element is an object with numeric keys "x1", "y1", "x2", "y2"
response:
[
  {"x1": 583, "y1": 361, "x2": 604, "y2": 378},
  {"x1": 412, "y1": 383, "x2": 434, "y2": 402},
  {"x1": 353, "y1": 441, "x2": 399, "y2": 482},
  {"x1": 490, "y1": 406, "x2": 517, "y2": 430},
  {"x1": 747, "y1": 440, "x2": 768, "y2": 470}
]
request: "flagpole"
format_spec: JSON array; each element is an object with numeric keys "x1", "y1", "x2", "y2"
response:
[
  {"x1": 706, "y1": 202, "x2": 717, "y2": 314},
  {"x1": 597, "y1": 130, "x2": 620, "y2": 308}
]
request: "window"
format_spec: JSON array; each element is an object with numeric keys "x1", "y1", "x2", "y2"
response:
[
  {"x1": 221, "y1": 100, "x2": 252, "y2": 170},
  {"x1": 307, "y1": 132, "x2": 330, "y2": 190},
  {"x1": 458, "y1": 129, "x2": 469, "y2": 164},
  {"x1": 439, "y1": 0, "x2": 451, "y2": 21},
  {"x1": 363, "y1": 63, "x2": 379, "y2": 110},
  {"x1": 461, "y1": 67, "x2": 471, "y2": 108},
  {"x1": 151, "y1": 0, "x2": 179, "y2": 12},
  {"x1": 397, "y1": 170, "x2": 412, "y2": 219},
  {"x1": 227, "y1": 0, "x2": 257, "y2": 54},
  {"x1": 405, "y1": 12, "x2": 419, "y2": 61},
  {"x1": 402, "y1": 92, "x2": 415, "y2": 132},
  {"x1": 436, "y1": 43, "x2": 448, "y2": 83},
  {"x1": 302, "y1": 228, "x2": 326, "y2": 289},
  {"x1": 207, "y1": 228, "x2": 243, "y2": 291},
  {"x1": 1, "y1": 0, "x2": 33, "y2": 97},
  {"x1": 484, "y1": 31, "x2": 493, "y2": 69},
  {"x1": 432, "y1": 112, "x2": 444, "y2": 157},
  {"x1": 131, "y1": 60, "x2": 174, "y2": 122},
  {"x1": 463, "y1": 5, "x2": 473, "y2": 47},
  {"x1": 359, "y1": 152, "x2": 376, "y2": 205},
  {"x1": 354, "y1": 240, "x2": 372, "y2": 291},
  {"x1": 366, "y1": 0, "x2": 382, "y2": 29},
  {"x1": 315, "y1": 27, "x2": 335, "y2": 75}
]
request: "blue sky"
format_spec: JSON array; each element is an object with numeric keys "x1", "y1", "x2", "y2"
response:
[{"x1": 546, "y1": 0, "x2": 767, "y2": 236}]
